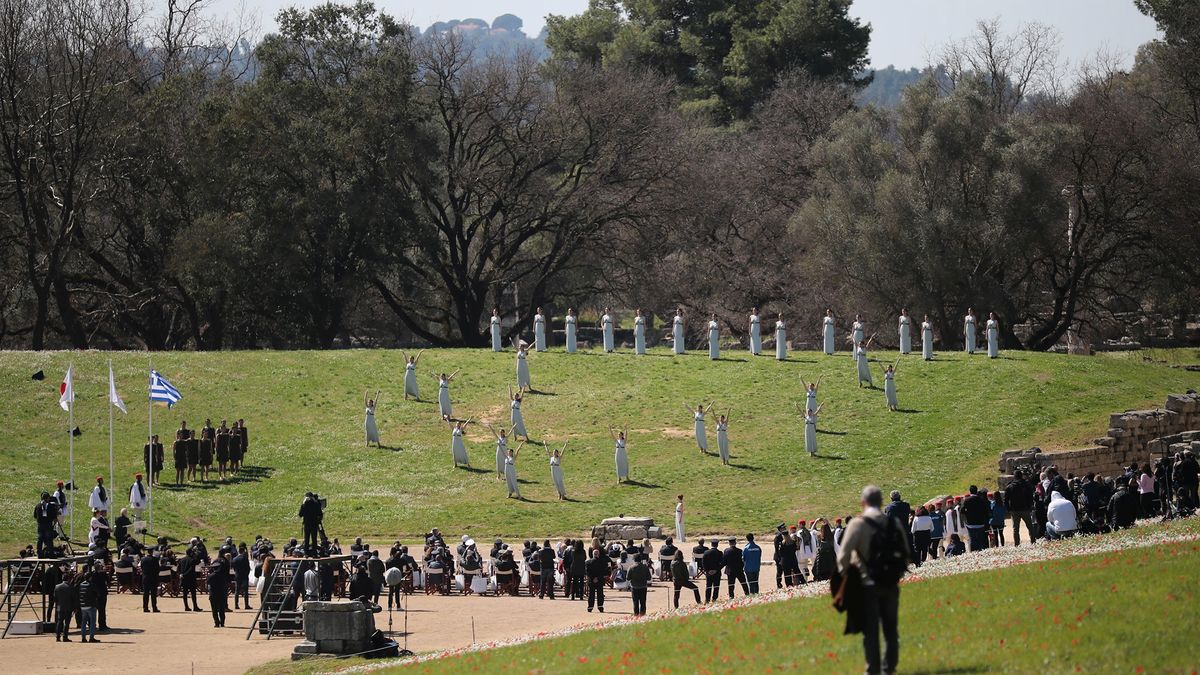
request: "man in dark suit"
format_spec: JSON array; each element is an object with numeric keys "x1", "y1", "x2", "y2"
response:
[
  {"x1": 34, "y1": 492, "x2": 59, "y2": 558},
  {"x1": 140, "y1": 549, "x2": 160, "y2": 612},
  {"x1": 722, "y1": 538, "x2": 749, "y2": 598},
  {"x1": 232, "y1": 544, "x2": 252, "y2": 609},
  {"x1": 701, "y1": 542, "x2": 723, "y2": 603},
  {"x1": 90, "y1": 560, "x2": 110, "y2": 631},
  {"x1": 584, "y1": 549, "x2": 609, "y2": 612},
  {"x1": 298, "y1": 492, "x2": 323, "y2": 552}
]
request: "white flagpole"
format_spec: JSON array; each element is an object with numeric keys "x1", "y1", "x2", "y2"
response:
[
  {"x1": 147, "y1": 358, "x2": 153, "y2": 543},
  {"x1": 108, "y1": 359, "x2": 115, "y2": 513},
  {"x1": 68, "y1": 361, "x2": 75, "y2": 543}
]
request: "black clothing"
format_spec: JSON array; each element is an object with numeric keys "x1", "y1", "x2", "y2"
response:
[
  {"x1": 537, "y1": 546, "x2": 556, "y2": 598},
  {"x1": 114, "y1": 515, "x2": 131, "y2": 546},
  {"x1": 173, "y1": 440, "x2": 187, "y2": 470},
  {"x1": 722, "y1": 546, "x2": 749, "y2": 598},
  {"x1": 883, "y1": 499, "x2": 912, "y2": 527},
  {"x1": 299, "y1": 497, "x2": 323, "y2": 551},
  {"x1": 1108, "y1": 487, "x2": 1139, "y2": 529},
  {"x1": 90, "y1": 569, "x2": 109, "y2": 629},
  {"x1": 701, "y1": 547, "x2": 723, "y2": 602},
  {"x1": 1004, "y1": 477, "x2": 1034, "y2": 511},
  {"x1": 53, "y1": 581, "x2": 73, "y2": 639},
  {"x1": 208, "y1": 558, "x2": 230, "y2": 627},
  {"x1": 139, "y1": 554, "x2": 160, "y2": 611},
  {"x1": 812, "y1": 540, "x2": 836, "y2": 581},
  {"x1": 961, "y1": 493, "x2": 991, "y2": 527}
]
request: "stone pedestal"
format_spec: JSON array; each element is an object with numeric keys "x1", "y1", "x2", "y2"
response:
[
  {"x1": 292, "y1": 601, "x2": 377, "y2": 660},
  {"x1": 591, "y1": 517, "x2": 663, "y2": 541}
]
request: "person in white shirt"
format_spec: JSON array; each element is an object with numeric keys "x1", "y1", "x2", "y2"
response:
[
  {"x1": 88, "y1": 509, "x2": 110, "y2": 547},
  {"x1": 795, "y1": 520, "x2": 815, "y2": 579},
  {"x1": 88, "y1": 476, "x2": 109, "y2": 511},
  {"x1": 910, "y1": 506, "x2": 933, "y2": 566},
  {"x1": 942, "y1": 497, "x2": 966, "y2": 551},
  {"x1": 1045, "y1": 491, "x2": 1078, "y2": 539},
  {"x1": 129, "y1": 474, "x2": 148, "y2": 519}
]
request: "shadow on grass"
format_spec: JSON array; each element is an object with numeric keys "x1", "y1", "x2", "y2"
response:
[
  {"x1": 811, "y1": 454, "x2": 848, "y2": 461},
  {"x1": 457, "y1": 466, "x2": 491, "y2": 474},
  {"x1": 527, "y1": 389, "x2": 557, "y2": 396},
  {"x1": 727, "y1": 462, "x2": 764, "y2": 471},
  {"x1": 621, "y1": 479, "x2": 661, "y2": 489},
  {"x1": 816, "y1": 429, "x2": 847, "y2": 436},
  {"x1": 908, "y1": 668, "x2": 989, "y2": 675},
  {"x1": 894, "y1": 408, "x2": 922, "y2": 414}
]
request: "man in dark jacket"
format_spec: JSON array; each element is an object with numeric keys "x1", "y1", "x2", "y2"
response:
[
  {"x1": 691, "y1": 539, "x2": 708, "y2": 579},
  {"x1": 298, "y1": 493, "x2": 322, "y2": 552},
  {"x1": 627, "y1": 557, "x2": 651, "y2": 616},
  {"x1": 34, "y1": 492, "x2": 59, "y2": 558},
  {"x1": 180, "y1": 548, "x2": 200, "y2": 611},
  {"x1": 139, "y1": 550, "x2": 160, "y2": 612},
  {"x1": 771, "y1": 528, "x2": 785, "y2": 588},
  {"x1": 232, "y1": 545, "x2": 252, "y2": 609},
  {"x1": 960, "y1": 486, "x2": 991, "y2": 552},
  {"x1": 537, "y1": 541, "x2": 557, "y2": 599},
  {"x1": 1004, "y1": 472, "x2": 1036, "y2": 545},
  {"x1": 209, "y1": 554, "x2": 230, "y2": 627},
  {"x1": 584, "y1": 549, "x2": 609, "y2": 612},
  {"x1": 722, "y1": 538, "x2": 749, "y2": 598},
  {"x1": 701, "y1": 542, "x2": 723, "y2": 603},
  {"x1": 53, "y1": 576, "x2": 74, "y2": 641},
  {"x1": 76, "y1": 572, "x2": 98, "y2": 642},
  {"x1": 1108, "y1": 479, "x2": 1140, "y2": 530},
  {"x1": 90, "y1": 561, "x2": 109, "y2": 631},
  {"x1": 42, "y1": 561, "x2": 63, "y2": 627}
]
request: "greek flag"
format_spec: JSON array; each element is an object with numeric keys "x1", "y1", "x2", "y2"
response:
[{"x1": 149, "y1": 370, "x2": 182, "y2": 408}]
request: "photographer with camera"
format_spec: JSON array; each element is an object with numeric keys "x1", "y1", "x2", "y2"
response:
[{"x1": 299, "y1": 492, "x2": 324, "y2": 553}]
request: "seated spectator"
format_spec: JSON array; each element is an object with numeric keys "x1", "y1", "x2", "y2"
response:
[{"x1": 1045, "y1": 490, "x2": 1078, "y2": 540}]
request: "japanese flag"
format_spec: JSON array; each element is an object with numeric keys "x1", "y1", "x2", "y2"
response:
[{"x1": 59, "y1": 365, "x2": 74, "y2": 411}]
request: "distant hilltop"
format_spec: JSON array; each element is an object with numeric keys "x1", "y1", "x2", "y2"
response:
[{"x1": 422, "y1": 13, "x2": 549, "y2": 59}]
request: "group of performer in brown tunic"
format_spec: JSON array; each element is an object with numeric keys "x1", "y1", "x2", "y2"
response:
[{"x1": 142, "y1": 418, "x2": 249, "y2": 485}]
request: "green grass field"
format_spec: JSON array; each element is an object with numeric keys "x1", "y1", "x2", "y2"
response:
[
  {"x1": 381, "y1": 518, "x2": 1200, "y2": 674},
  {"x1": 2, "y1": 348, "x2": 1197, "y2": 551}
]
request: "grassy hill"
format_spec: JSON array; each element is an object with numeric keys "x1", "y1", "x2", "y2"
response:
[
  {"x1": 368, "y1": 518, "x2": 1200, "y2": 674},
  {"x1": 2, "y1": 347, "x2": 1197, "y2": 550}
]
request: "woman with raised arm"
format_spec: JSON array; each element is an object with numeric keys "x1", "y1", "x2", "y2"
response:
[
  {"x1": 883, "y1": 361, "x2": 899, "y2": 411},
  {"x1": 504, "y1": 442, "x2": 525, "y2": 499},
  {"x1": 822, "y1": 309, "x2": 836, "y2": 355},
  {"x1": 451, "y1": 417, "x2": 473, "y2": 468},
  {"x1": 490, "y1": 308, "x2": 503, "y2": 352},
  {"x1": 921, "y1": 314, "x2": 935, "y2": 361},
  {"x1": 509, "y1": 385, "x2": 528, "y2": 440},
  {"x1": 746, "y1": 307, "x2": 761, "y2": 356},
  {"x1": 534, "y1": 307, "x2": 547, "y2": 352},
  {"x1": 708, "y1": 314, "x2": 720, "y2": 360},
  {"x1": 775, "y1": 313, "x2": 787, "y2": 361},
  {"x1": 487, "y1": 424, "x2": 514, "y2": 479},
  {"x1": 634, "y1": 309, "x2": 647, "y2": 355},
  {"x1": 514, "y1": 339, "x2": 532, "y2": 392},
  {"x1": 898, "y1": 309, "x2": 911, "y2": 355},
  {"x1": 803, "y1": 402, "x2": 825, "y2": 457},
  {"x1": 687, "y1": 401, "x2": 715, "y2": 454},
  {"x1": 610, "y1": 426, "x2": 630, "y2": 483},
  {"x1": 565, "y1": 308, "x2": 578, "y2": 354},
  {"x1": 856, "y1": 335, "x2": 875, "y2": 388},
  {"x1": 672, "y1": 308, "x2": 685, "y2": 355},
  {"x1": 364, "y1": 391, "x2": 381, "y2": 447},
  {"x1": 986, "y1": 312, "x2": 1000, "y2": 359},
  {"x1": 800, "y1": 375, "x2": 823, "y2": 414},
  {"x1": 548, "y1": 441, "x2": 568, "y2": 500},
  {"x1": 435, "y1": 370, "x2": 459, "y2": 422},
  {"x1": 716, "y1": 410, "x2": 732, "y2": 466},
  {"x1": 602, "y1": 307, "x2": 615, "y2": 353},
  {"x1": 401, "y1": 350, "x2": 424, "y2": 401},
  {"x1": 964, "y1": 308, "x2": 977, "y2": 355}
]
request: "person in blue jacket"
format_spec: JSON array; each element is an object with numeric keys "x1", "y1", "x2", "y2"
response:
[
  {"x1": 742, "y1": 533, "x2": 762, "y2": 594},
  {"x1": 989, "y1": 491, "x2": 1008, "y2": 547},
  {"x1": 927, "y1": 502, "x2": 945, "y2": 560}
]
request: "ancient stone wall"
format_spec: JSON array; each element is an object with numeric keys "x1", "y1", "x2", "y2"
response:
[{"x1": 998, "y1": 393, "x2": 1200, "y2": 485}]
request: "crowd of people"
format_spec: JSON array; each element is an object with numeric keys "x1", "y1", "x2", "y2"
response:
[{"x1": 141, "y1": 418, "x2": 251, "y2": 486}]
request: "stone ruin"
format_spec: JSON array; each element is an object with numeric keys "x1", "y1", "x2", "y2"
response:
[
  {"x1": 293, "y1": 600, "x2": 397, "y2": 661},
  {"x1": 590, "y1": 516, "x2": 664, "y2": 541},
  {"x1": 998, "y1": 392, "x2": 1200, "y2": 486}
]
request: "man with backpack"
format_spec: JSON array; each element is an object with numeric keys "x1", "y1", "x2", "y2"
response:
[{"x1": 836, "y1": 485, "x2": 911, "y2": 675}]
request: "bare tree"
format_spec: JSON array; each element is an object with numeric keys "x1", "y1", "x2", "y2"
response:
[{"x1": 936, "y1": 19, "x2": 1064, "y2": 114}]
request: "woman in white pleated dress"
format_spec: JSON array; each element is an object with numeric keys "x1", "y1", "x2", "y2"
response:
[
  {"x1": 509, "y1": 386, "x2": 528, "y2": 440},
  {"x1": 986, "y1": 312, "x2": 999, "y2": 358},
  {"x1": 401, "y1": 350, "x2": 424, "y2": 400},
  {"x1": 800, "y1": 375, "x2": 823, "y2": 414},
  {"x1": 898, "y1": 309, "x2": 911, "y2": 355},
  {"x1": 708, "y1": 314, "x2": 720, "y2": 360},
  {"x1": 921, "y1": 314, "x2": 934, "y2": 361},
  {"x1": 364, "y1": 390, "x2": 381, "y2": 446},
  {"x1": 514, "y1": 340, "x2": 531, "y2": 391},
  {"x1": 534, "y1": 307, "x2": 547, "y2": 352},
  {"x1": 565, "y1": 308, "x2": 577, "y2": 353},
  {"x1": 749, "y1": 308, "x2": 762, "y2": 355},
  {"x1": 850, "y1": 315, "x2": 865, "y2": 352},
  {"x1": 435, "y1": 370, "x2": 459, "y2": 421},
  {"x1": 610, "y1": 427, "x2": 630, "y2": 483},
  {"x1": 775, "y1": 314, "x2": 787, "y2": 361},
  {"x1": 803, "y1": 403, "x2": 824, "y2": 456},
  {"x1": 490, "y1": 308, "x2": 503, "y2": 352},
  {"x1": 964, "y1": 308, "x2": 977, "y2": 354},
  {"x1": 686, "y1": 401, "x2": 715, "y2": 454},
  {"x1": 547, "y1": 441, "x2": 568, "y2": 500},
  {"x1": 823, "y1": 309, "x2": 836, "y2": 355},
  {"x1": 487, "y1": 424, "x2": 515, "y2": 478},
  {"x1": 674, "y1": 495, "x2": 686, "y2": 542},
  {"x1": 882, "y1": 361, "x2": 899, "y2": 411},
  {"x1": 602, "y1": 308, "x2": 615, "y2": 353},
  {"x1": 451, "y1": 417, "x2": 473, "y2": 468},
  {"x1": 715, "y1": 411, "x2": 732, "y2": 465},
  {"x1": 673, "y1": 309, "x2": 685, "y2": 354},
  {"x1": 855, "y1": 336, "x2": 875, "y2": 387},
  {"x1": 504, "y1": 443, "x2": 525, "y2": 499},
  {"x1": 634, "y1": 309, "x2": 647, "y2": 355}
]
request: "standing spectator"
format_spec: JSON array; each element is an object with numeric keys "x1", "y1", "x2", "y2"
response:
[
  {"x1": 140, "y1": 548, "x2": 160, "y2": 612},
  {"x1": 538, "y1": 540, "x2": 557, "y2": 599},
  {"x1": 742, "y1": 533, "x2": 762, "y2": 594},
  {"x1": 367, "y1": 550, "x2": 385, "y2": 603},
  {"x1": 1136, "y1": 466, "x2": 1157, "y2": 517},
  {"x1": 811, "y1": 524, "x2": 837, "y2": 581},
  {"x1": 910, "y1": 506, "x2": 933, "y2": 566},
  {"x1": 53, "y1": 575, "x2": 74, "y2": 642},
  {"x1": 669, "y1": 551, "x2": 702, "y2": 609},
  {"x1": 180, "y1": 547, "x2": 200, "y2": 612},
  {"x1": 90, "y1": 560, "x2": 109, "y2": 631},
  {"x1": 701, "y1": 542, "x2": 723, "y2": 603},
  {"x1": 722, "y1": 538, "x2": 749, "y2": 598},
  {"x1": 233, "y1": 544, "x2": 252, "y2": 610},
  {"x1": 960, "y1": 486, "x2": 991, "y2": 552},
  {"x1": 926, "y1": 502, "x2": 944, "y2": 560},
  {"x1": 584, "y1": 549, "x2": 608, "y2": 612},
  {"x1": 76, "y1": 570, "x2": 98, "y2": 642},
  {"x1": 988, "y1": 491, "x2": 1007, "y2": 547},
  {"x1": 835, "y1": 486, "x2": 911, "y2": 675},
  {"x1": 1004, "y1": 471, "x2": 1036, "y2": 545},
  {"x1": 627, "y1": 557, "x2": 650, "y2": 616}
]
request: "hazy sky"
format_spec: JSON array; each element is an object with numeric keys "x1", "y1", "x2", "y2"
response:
[{"x1": 214, "y1": 0, "x2": 1161, "y2": 70}]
